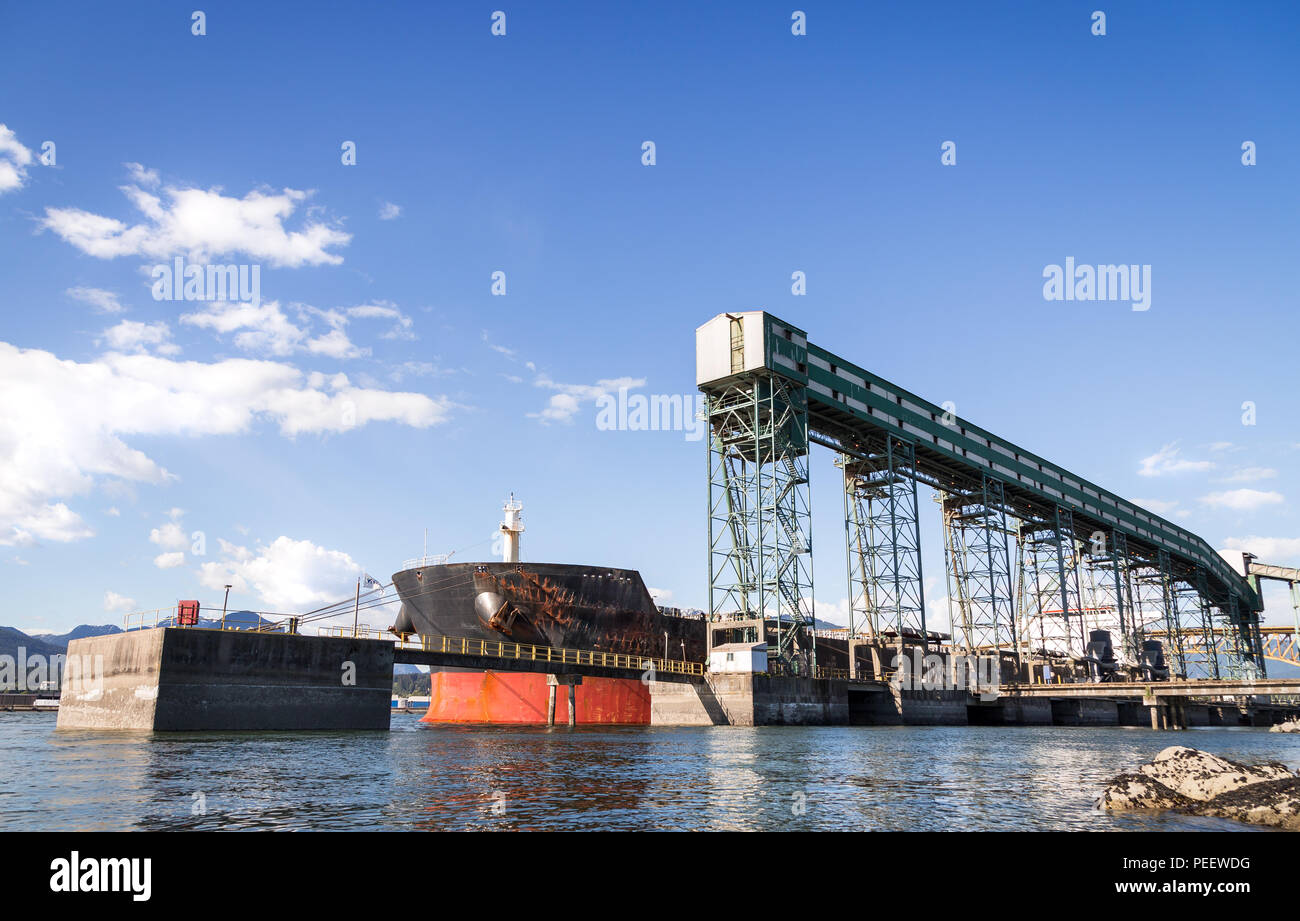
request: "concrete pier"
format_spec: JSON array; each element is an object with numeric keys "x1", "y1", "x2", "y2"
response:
[
  {"x1": 650, "y1": 673, "x2": 856, "y2": 726},
  {"x1": 57, "y1": 627, "x2": 393, "y2": 731}
]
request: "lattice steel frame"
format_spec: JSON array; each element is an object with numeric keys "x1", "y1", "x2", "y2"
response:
[
  {"x1": 840, "y1": 436, "x2": 926, "y2": 646},
  {"x1": 1129, "y1": 550, "x2": 1186, "y2": 677},
  {"x1": 1187, "y1": 566, "x2": 1221, "y2": 680},
  {"x1": 1020, "y1": 506, "x2": 1085, "y2": 657},
  {"x1": 942, "y1": 476, "x2": 1015, "y2": 657},
  {"x1": 706, "y1": 371, "x2": 815, "y2": 670},
  {"x1": 1078, "y1": 528, "x2": 1137, "y2": 664}
]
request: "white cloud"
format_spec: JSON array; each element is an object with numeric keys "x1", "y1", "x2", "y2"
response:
[
  {"x1": 0, "y1": 342, "x2": 452, "y2": 545},
  {"x1": 1220, "y1": 467, "x2": 1277, "y2": 484},
  {"x1": 1220, "y1": 536, "x2": 1300, "y2": 564},
  {"x1": 378, "y1": 201, "x2": 401, "y2": 220},
  {"x1": 1198, "y1": 489, "x2": 1285, "y2": 511},
  {"x1": 99, "y1": 319, "x2": 180, "y2": 356},
  {"x1": 153, "y1": 551, "x2": 185, "y2": 569},
  {"x1": 306, "y1": 328, "x2": 369, "y2": 360},
  {"x1": 103, "y1": 590, "x2": 135, "y2": 612},
  {"x1": 180, "y1": 300, "x2": 304, "y2": 356},
  {"x1": 1130, "y1": 497, "x2": 1181, "y2": 515},
  {"x1": 105, "y1": 506, "x2": 120, "y2": 517},
  {"x1": 40, "y1": 174, "x2": 350, "y2": 267},
  {"x1": 66, "y1": 286, "x2": 126, "y2": 314},
  {"x1": 181, "y1": 299, "x2": 409, "y2": 357},
  {"x1": 149, "y1": 513, "x2": 188, "y2": 551},
  {"x1": 348, "y1": 301, "x2": 414, "y2": 340},
  {"x1": 1138, "y1": 443, "x2": 1213, "y2": 477},
  {"x1": 0, "y1": 124, "x2": 33, "y2": 195},
  {"x1": 528, "y1": 374, "x2": 646, "y2": 424},
  {"x1": 123, "y1": 162, "x2": 159, "y2": 188},
  {"x1": 198, "y1": 535, "x2": 361, "y2": 611}
]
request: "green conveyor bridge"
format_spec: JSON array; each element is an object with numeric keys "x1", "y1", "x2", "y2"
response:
[{"x1": 697, "y1": 311, "x2": 1267, "y2": 680}]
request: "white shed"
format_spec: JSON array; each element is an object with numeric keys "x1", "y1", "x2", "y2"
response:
[{"x1": 709, "y1": 642, "x2": 769, "y2": 674}]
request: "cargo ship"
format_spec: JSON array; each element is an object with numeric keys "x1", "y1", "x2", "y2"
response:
[{"x1": 388, "y1": 498, "x2": 707, "y2": 724}]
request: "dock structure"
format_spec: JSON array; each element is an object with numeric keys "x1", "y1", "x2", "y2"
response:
[
  {"x1": 50, "y1": 312, "x2": 1299, "y2": 733},
  {"x1": 696, "y1": 312, "x2": 1270, "y2": 681}
]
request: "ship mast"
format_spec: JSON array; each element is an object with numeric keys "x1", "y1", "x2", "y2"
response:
[{"x1": 500, "y1": 494, "x2": 524, "y2": 563}]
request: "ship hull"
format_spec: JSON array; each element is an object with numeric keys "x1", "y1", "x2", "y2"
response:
[{"x1": 391, "y1": 561, "x2": 703, "y2": 725}]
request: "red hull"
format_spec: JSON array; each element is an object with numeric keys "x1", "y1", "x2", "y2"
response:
[{"x1": 420, "y1": 671, "x2": 650, "y2": 724}]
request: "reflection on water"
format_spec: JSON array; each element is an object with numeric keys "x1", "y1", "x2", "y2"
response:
[{"x1": 2, "y1": 712, "x2": 1296, "y2": 831}]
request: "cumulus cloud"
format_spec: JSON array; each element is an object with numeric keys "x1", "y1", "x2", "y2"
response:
[
  {"x1": 198, "y1": 535, "x2": 362, "y2": 611},
  {"x1": 153, "y1": 551, "x2": 185, "y2": 569},
  {"x1": 149, "y1": 509, "x2": 188, "y2": 552},
  {"x1": 66, "y1": 286, "x2": 125, "y2": 314},
  {"x1": 1220, "y1": 536, "x2": 1300, "y2": 563},
  {"x1": 1198, "y1": 489, "x2": 1285, "y2": 511},
  {"x1": 347, "y1": 301, "x2": 414, "y2": 340},
  {"x1": 1138, "y1": 443, "x2": 1213, "y2": 477},
  {"x1": 40, "y1": 172, "x2": 350, "y2": 267},
  {"x1": 103, "y1": 590, "x2": 135, "y2": 612},
  {"x1": 0, "y1": 342, "x2": 452, "y2": 545},
  {"x1": 99, "y1": 319, "x2": 180, "y2": 355},
  {"x1": 0, "y1": 124, "x2": 33, "y2": 194},
  {"x1": 123, "y1": 162, "x2": 159, "y2": 188},
  {"x1": 1220, "y1": 467, "x2": 1277, "y2": 484},
  {"x1": 528, "y1": 374, "x2": 646, "y2": 424},
  {"x1": 181, "y1": 299, "x2": 409, "y2": 357},
  {"x1": 1129, "y1": 497, "x2": 1182, "y2": 516},
  {"x1": 378, "y1": 201, "x2": 401, "y2": 220},
  {"x1": 180, "y1": 300, "x2": 305, "y2": 356}
]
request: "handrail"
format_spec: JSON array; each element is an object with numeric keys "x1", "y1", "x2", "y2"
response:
[{"x1": 316, "y1": 625, "x2": 709, "y2": 677}]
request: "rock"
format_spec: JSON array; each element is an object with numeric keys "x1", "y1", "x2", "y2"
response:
[
  {"x1": 1271, "y1": 718, "x2": 1300, "y2": 734},
  {"x1": 1198, "y1": 778, "x2": 1300, "y2": 830},
  {"x1": 1095, "y1": 772, "x2": 1196, "y2": 812},
  {"x1": 1097, "y1": 746, "x2": 1300, "y2": 830},
  {"x1": 1138, "y1": 745, "x2": 1292, "y2": 801}
]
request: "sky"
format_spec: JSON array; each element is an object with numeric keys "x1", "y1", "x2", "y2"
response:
[{"x1": 0, "y1": 1, "x2": 1297, "y2": 637}]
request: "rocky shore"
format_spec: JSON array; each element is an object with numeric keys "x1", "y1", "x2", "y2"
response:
[
  {"x1": 1271, "y1": 718, "x2": 1300, "y2": 734},
  {"x1": 1097, "y1": 746, "x2": 1300, "y2": 830}
]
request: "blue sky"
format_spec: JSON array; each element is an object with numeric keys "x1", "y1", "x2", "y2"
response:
[{"x1": 1, "y1": 1, "x2": 1298, "y2": 636}]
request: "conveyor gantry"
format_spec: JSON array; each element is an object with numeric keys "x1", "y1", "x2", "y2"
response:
[{"x1": 697, "y1": 311, "x2": 1266, "y2": 678}]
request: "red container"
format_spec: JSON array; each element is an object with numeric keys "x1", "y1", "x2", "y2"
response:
[{"x1": 177, "y1": 600, "x2": 200, "y2": 626}]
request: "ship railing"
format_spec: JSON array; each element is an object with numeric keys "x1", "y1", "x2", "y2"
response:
[
  {"x1": 315, "y1": 625, "x2": 708, "y2": 676},
  {"x1": 400, "y1": 554, "x2": 451, "y2": 570}
]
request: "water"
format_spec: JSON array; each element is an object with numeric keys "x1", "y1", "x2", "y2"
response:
[{"x1": 3, "y1": 712, "x2": 1297, "y2": 831}]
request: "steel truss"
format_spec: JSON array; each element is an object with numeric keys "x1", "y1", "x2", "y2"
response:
[
  {"x1": 1129, "y1": 550, "x2": 1186, "y2": 677},
  {"x1": 1076, "y1": 529, "x2": 1138, "y2": 664},
  {"x1": 839, "y1": 437, "x2": 926, "y2": 646},
  {"x1": 705, "y1": 371, "x2": 815, "y2": 671},
  {"x1": 1019, "y1": 506, "x2": 1085, "y2": 658},
  {"x1": 942, "y1": 476, "x2": 1015, "y2": 657},
  {"x1": 1181, "y1": 567, "x2": 1221, "y2": 680}
]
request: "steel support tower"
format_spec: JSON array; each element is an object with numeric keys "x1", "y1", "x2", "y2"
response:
[
  {"x1": 705, "y1": 364, "x2": 815, "y2": 672},
  {"x1": 1020, "y1": 507, "x2": 1085, "y2": 657},
  {"x1": 941, "y1": 476, "x2": 1015, "y2": 658},
  {"x1": 839, "y1": 435, "x2": 926, "y2": 647}
]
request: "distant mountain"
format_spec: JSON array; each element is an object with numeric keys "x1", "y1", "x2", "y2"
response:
[
  {"x1": 30, "y1": 624, "x2": 123, "y2": 649},
  {"x1": 142, "y1": 610, "x2": 276, "y2": 631},
  {"x1": 0, "y1": 626, "x2": 65, "y2": 661}
]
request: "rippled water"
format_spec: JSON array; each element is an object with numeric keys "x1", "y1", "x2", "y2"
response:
[{"x1": 2, "y1": 712, "x2": 1297, "y2": 831}]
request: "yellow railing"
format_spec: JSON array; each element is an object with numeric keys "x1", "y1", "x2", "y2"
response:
[{"x1": 316, "y1": 625, "x2": 708, "y2": 677}]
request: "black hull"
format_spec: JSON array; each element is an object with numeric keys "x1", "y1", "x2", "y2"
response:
[{"x1": 391, "y1": 561, "x2": 707, "y2": 660}]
